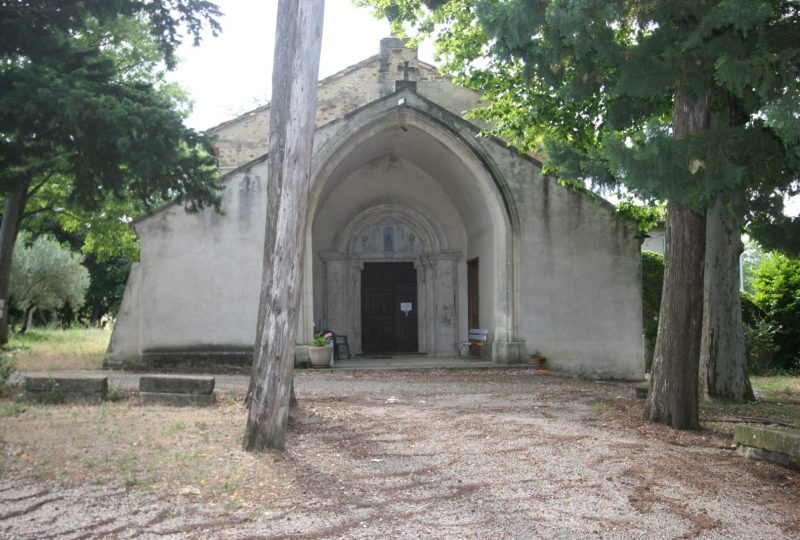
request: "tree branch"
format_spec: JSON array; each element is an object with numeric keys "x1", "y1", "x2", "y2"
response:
[
  {"x1": 26, "y1": 171, "x2": 57, "y2": 198},
  {"x1": 22, "y1": 205, "x2": 55, "y2": 219}
]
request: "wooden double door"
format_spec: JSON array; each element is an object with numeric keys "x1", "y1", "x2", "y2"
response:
[{"x1": 361, "y1": 262, "x2": 418, "y2": 353}]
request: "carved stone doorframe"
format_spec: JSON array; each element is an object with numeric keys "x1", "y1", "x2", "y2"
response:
[
  {"x1": 320, "y1": 200, "x2": 460, "y2": 356},
  {"x1": 321, "y1": 251, "x2": 460, "y2": 356}
]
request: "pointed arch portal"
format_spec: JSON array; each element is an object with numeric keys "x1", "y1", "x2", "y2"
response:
[{"x1": 299, "y1": 95, "x2": 525, "y2": 361}]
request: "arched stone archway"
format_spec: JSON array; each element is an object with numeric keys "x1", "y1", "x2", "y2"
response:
[
  {"x1": 320, "y1": 200, "x2": 461, "y2": 355},
  {"x1": 300, "y1": 95, "x2": 525, "y2": 362}
]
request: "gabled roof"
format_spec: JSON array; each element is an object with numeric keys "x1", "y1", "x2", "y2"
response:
[{"x1": 205, "y1": 54, "x2": 443, "y2": 134}]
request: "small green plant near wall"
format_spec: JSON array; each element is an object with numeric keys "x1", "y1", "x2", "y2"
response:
[
  {"x1": 41, "y1": 378, "x2": 64, "y2": 404},
  {"x1": 106, "y1": 385, "x2": 122, "y2": 401},
  {"x1": 0, "y1": 354, "x2": 15, "y2": 396},
  {"x1": 311, "y1": 331, "x2": 333, "y2": 347}
]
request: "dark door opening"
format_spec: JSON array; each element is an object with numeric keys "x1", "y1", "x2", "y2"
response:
[
  {"x1": 468, "y1": 258, "x2": 479, "y2": 329},
  {"x1": 361, "y1": 262, "x2": 418, "y2": 353}
]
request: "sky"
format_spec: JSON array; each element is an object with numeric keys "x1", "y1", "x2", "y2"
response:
[
  {"x1": 168, "y1": 0, "x2": 434, "y2": 130},
  {"x1": 168, "y1": 1, "x2": 798, "y2": 216}
]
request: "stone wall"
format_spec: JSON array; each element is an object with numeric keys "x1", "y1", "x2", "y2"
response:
[
  {"x1": 210, "y1": 38, "x2": 484, "y2": 176},
  {"x1": 107, "y1": 160, "x2": 269, "y2": 367},
  {"x1": 108, "y1": 41, "x2": 643, "y2": 379}
]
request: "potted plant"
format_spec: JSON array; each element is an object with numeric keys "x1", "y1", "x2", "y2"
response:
[
  {"x1": 527, "y1": 350, "x2": 546, "y2": 369},
  {"x1": 308, "y1": 331, "x2": 334, "y2": 368}
]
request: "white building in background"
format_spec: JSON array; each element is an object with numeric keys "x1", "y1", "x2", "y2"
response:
[{"x1": 107, "y1": 38, "x2": 645, "y2": 379}]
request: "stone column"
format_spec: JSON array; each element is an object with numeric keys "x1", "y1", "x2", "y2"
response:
[
  {"x1": 322, "y1": 255, "x2": 350, "y2": 336},
  {"x1": 414, "y1": 258, "x2": 431, "y2": 355},
  {"x1": 430, "y1": 252, "x2": 459, "y2": 356},
  {"x1": 350, "y1": 259, "x2": 365, "y2": 354}
]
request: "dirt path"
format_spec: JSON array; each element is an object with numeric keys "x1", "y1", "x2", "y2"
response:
[{"x1": 2, "y1": 369, "x2": 798, "y2": 538}]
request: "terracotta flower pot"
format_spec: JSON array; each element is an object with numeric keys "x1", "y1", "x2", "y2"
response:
[
  {"x1": 527, "y1": 357, "x2": 545, "y2": 369},
  {"x1": 308, "y1": 345, "x2": 333, "y2": 368}
]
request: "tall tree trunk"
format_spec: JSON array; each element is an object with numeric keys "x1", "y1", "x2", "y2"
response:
[
  {"x1": 243, "y1": 0, "x2": 324, "y2": 452},
  {"x1": 0, "y1": 188, "x2": 29, "y2": 344},
  {"x1": 700, "y1": 193, "x2": 754, "y2": 402},
  {"x1": 645, "y1": 89, "x2": 710, "y2": 430},
  {"x1": 20, "y1": 306, "x2": 35, "y2": 333}
]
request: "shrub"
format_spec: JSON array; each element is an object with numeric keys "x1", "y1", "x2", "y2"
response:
[
  {"x1": 750, "y1": 253, "x2": 800, "y2": 372},
  {"x1": 0, "y1": 354, "x2": 15, "y2": 396},
  {"x1": 743, "y1": 318, "x2": 780, "y2": 375},
  {"x1": 641, "y1": 251, "x2": 664, "y2": 372}
]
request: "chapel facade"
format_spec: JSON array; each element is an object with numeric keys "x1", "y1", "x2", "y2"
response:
[{"x1": 106, "y1": 38, "x2": 645, "y2": 379}]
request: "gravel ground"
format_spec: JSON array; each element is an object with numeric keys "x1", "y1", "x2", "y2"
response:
[{"x1": 1, "y1": 368, "x2": 799, "y2": 539}]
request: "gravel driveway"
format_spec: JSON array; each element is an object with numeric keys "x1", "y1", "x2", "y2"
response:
[{"x1": 2, "y1": 368, "x2": 798, "y2": 538}]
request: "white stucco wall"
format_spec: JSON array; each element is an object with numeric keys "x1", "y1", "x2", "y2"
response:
[
  {"x1": 107, "y1": 161, "x2": 268, "y2": 364},
  {"x1": 642, "y1": 226, "x2": 666, "y2": 254},
  {"x1": 108, "y1": 40, "x2": 643, "y2": 379},
  {"x1": 494, "y1": 154, "x2": 644, "y2": 379}
]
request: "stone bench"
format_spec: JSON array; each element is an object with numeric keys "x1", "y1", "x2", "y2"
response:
[
  {"x1": 735, "y1": 425, "x2": 800, "y2": 470},
  {"x1": 139, "y1": 375, "x2": 215, "y2": 406},
  {"x1": 24, "y1": 375, "x2": 108, "y2": 404}
]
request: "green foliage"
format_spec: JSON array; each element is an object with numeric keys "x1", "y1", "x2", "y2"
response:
[
  {"x1": 359, "y1": 0, "x2": 799, "y2": 224},
  {"x1": 0, "y1": 1, "x2": 223, "y2": 342},
  {"x1": 8, "y1": 327, "x2": 110, "y2": 371},
  {"x1": 11, "y1": 235, "x2": 90, "y2": 317},
  {"x1": 40, "y1": 378, "x2": 64, "y2": 405},
  {"x1": 741, "y1": 291, "x2": 780, "y2": 375},
  {"x1": 0, "y1": 354, "x2": 15, "y2": 395},
  {"x1": 739, "y1": 291, "x2": 763, "y2": 328},
  {"x1": 79, "y1": 255, "x2": 131, "y2": 323},
  {"x1": 743, "y1": 317, "x2": 780, "y2": 375},
  {"x1": 24, "y1": 213, "x2": 133, "y2": 324},
  {"x1": 312, "y1": 331, "x2": 333, "y2": 347},
  {"x1": 0, "y1": 0, "x2": 223, "y2": 220},
  {"x1": 641, "y1": 251, "x2": 664, "y2": 371},
  {"x1": 750, "y1": 253, "x2": 800, "y2": 372},
  {"x1": 616, "y1": 197, "x2": 666, "y2": 233}
]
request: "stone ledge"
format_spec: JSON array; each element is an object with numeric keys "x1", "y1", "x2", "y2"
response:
[
  {"x1": 139, "y1": 375, "x2": 215, "y2": 395},
  {"x1": 737, "y1": 445, "x2": 800, "y2": 471},
  {"x1": 734, "y1": 425, "x2": 800, "y2": 470},
  {"x1": 24, "y1": 375, "x2": 108, "y2": 404},
  {"x1": 734, "y1": 425, "x2": 800, "y2": 459},
  {"x1": 140, "y1": 392, "x2": 216, "y2": 406}
]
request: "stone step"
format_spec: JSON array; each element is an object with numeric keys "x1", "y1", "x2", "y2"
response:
[
  {"x1": 140, "y1": 392, "x2": 216, "y2": 406},
  {"x1": 734, "y1": 425, "x2": 800, "y2": 470},
  {"x1": 24, "y1": 375, "x2": 108, "y2": 404},
  {"x1": 139, "y1": 375, "x2": 215, "y2": 395}
]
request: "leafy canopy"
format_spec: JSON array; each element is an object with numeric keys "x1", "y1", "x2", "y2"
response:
[
  {"x1": 11, "y1": 235, "x2": 90, "y2": 314},
  {"x1": 0, "y1": 0, "x2": 223, "y2": 214},
  {"x1": 360, "y1": 0, "x2": 799, "y2": 221}
]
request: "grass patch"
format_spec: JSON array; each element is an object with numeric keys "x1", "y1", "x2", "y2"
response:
[
  {"x1": 699, "y1": 375, "x2": 800, "y2": 437},
  {"x1": 5, "y1": 327, "x2": 111, "y2": 371},
  {"x1": 751, "y1": 376, "x2": 800, "y2": 402},
  {"x1": 0, "y1": 398, "x2": 290, "y2": 504}
]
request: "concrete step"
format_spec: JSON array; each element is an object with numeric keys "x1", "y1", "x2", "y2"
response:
[
  {"x1": 139, "y1": 375, "x2": 215, "y2": 394},
  {"x1": 24, "y1": 375, "x2": 108, "y2": 403}
]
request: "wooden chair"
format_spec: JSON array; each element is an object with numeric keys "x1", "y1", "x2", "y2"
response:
[
  {"x1": 333, "y1": 333, "x2": 351, "y2": 360},
  {"x1": 457, "y1": 328, "x2": 489, "y2": 359}
]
